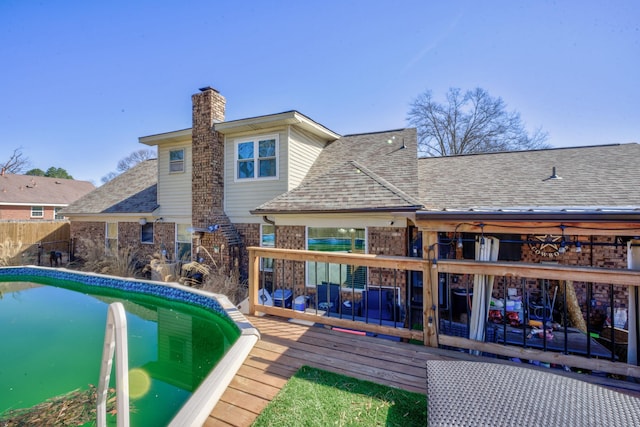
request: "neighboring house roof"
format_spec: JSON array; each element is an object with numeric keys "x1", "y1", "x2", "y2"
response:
[
  {"x1": 0, "y1": 173, "x2": 94, "y2": 206},
  {"x1": 61, "y1": 159, "x2": 158, "y2": 215},
  {"x1": 417, "y1": 143, "x2": 640, "y2": 215},
  {"x1": 254, "y1": 128, "x2": 421, "y2": 214}
]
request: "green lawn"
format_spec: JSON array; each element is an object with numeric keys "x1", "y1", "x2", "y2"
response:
[{"x1": 252, "y1": 366, "x2": 426, "y2": 427}]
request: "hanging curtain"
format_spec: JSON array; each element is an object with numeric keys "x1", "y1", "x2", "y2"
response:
[
  {"x1": 469, "y1": 236, "x2": 500, "y2": 343},
  {"x1": 627, "y1": 239, "x2": 639, "y2": 365}
]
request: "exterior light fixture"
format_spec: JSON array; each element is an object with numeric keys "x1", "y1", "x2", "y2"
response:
[
  {"x1": 139, "y1": 218, "x2": 147, "y2": 225},
  {"x1": 558, "y1": 224, "x2": 567, "y2": 254},
  {"x1": 575, "y1": 241, "x2": 582, "y2": 253},
  {"x1": 558, "y1": 240, "x2": 567, "y2": 254}
]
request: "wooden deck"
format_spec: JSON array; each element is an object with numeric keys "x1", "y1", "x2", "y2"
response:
[{"x1": 203, "y1": 315, "x2": 640, "y2": 427}]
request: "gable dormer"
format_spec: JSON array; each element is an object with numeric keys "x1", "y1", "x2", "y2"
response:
[{"x1": 214, "y1": 111, "x2": 339, "y2": 222}]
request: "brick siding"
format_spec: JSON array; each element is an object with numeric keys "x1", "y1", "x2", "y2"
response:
[
  {"x1": 70, "y1": 221, "x2": 106, "y2": 256},
  {"x1": 0, "y1": 205, "x2": 57, "y2": 220},
  {"x1": 71, "y1": 220, "x2": 178, "y2": 264},
  {"x1": 368, "y1": 226, "x2": 409, "y2": 289}
]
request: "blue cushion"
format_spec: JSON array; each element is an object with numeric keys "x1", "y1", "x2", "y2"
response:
[
  {"x1": 316, "y1": 283, "x2": 341, "y2": 313},
  {"x1": 363, "y1": 289, "x2": 393, "y2": 321}
]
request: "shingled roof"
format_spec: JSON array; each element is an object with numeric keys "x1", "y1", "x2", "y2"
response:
[
  {"x1": 253, "y1": 128, "x2": 421, "y2": 214},
  {"x1": 253, "y1": 160, "x2": 422, "y2": 213},
  {"x1": 0, "y1": 173, "x2": 94, "y2": 205},
  {"x1": 62, "y1": 159, "x2": 158, "y2": 215},
  {"x1": 418, "y1": 143, "x2": 640, "y2": 213}
]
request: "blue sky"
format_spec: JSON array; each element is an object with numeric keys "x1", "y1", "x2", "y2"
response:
[{"x1": 1, "y1": 1, "x2": 638, "y2": 185}]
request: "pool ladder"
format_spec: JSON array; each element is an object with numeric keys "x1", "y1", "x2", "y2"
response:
[{"x1": 97, "y1": 302, "x2": 130, "y2": 427}]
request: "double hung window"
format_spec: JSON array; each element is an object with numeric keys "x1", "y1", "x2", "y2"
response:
[
  {"x1": 169, "y1": 149, "x2": 184, "y2": 173},
  {"x1": 31, "y1": 206, "x2": 44, "y2": 218},
  {"x1": 54, "y1": 207, "x2": 64, "y2": 220},
  {"x1": 106, "y1": 222, "x2": 118, "y2": 253},
  {"x1": 236, "y1": 135, "x2": 278, "y2": 180},
  {"x1": 176, "y1": 224, "x2": 192, "y2": 261}
]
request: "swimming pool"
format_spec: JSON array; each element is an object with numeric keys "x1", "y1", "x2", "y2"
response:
[{"x1": 0, "y1": 266, "x2": 259, "y2": 426}]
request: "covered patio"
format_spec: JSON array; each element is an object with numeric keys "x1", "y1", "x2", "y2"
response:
[{"x1": 417, "y1": 212, "x2": 640, "y2": 374}]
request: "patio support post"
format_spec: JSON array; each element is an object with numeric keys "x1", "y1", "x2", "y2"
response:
[
  {"x1": 423, "y1": 230, "x2": 439, "y2": 347},
  {"x1": 248, "y1": 248, "x2": 259, "y2": 315}
]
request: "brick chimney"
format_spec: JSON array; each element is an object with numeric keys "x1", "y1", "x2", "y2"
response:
[{"x1": 191, "y1": 87, "x2": 226, "y2": 228}]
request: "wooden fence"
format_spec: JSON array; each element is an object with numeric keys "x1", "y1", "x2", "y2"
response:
[{"x1": 0, "y1": 220, "x2": 71, "y2": 264}]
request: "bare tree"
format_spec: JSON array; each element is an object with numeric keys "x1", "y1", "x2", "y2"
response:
[
  {"x1": 408, "y1": 87, "x2": 549, "y2": 157},
  {"x1": 116, "y1": 148, "x2": 157, "y2": 173},
  {"x1": 101, "y1": 148, "x2": 156, "y2": 183},
  {"x1": 1, "y1": 147, "x2": 30, "y2": 174},
  {"x1": 100, "y1": 171, "x2": 119, "y2": 184}
]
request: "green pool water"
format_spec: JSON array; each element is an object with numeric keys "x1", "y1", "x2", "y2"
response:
[{"x1": 0, "y1": 280, "x2": 239, "y2": 426}]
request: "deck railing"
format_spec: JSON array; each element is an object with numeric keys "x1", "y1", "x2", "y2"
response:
[{"x1": 247, "y1": 247, "x2": 640, "y2": 378}]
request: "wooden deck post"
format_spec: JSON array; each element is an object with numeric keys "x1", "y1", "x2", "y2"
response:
[
  {"x1": 248, "y1": 248, "x2": 259, "y2": 315},
  {"x1": 423, "y1": 230, "x2": 439, "y2": 347}
]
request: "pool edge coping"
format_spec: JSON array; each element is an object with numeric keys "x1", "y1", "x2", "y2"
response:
[{"x1": 169, "y1": 292, "x2": 261, "y2": 427}]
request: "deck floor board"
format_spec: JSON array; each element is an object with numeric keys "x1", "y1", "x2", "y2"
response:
[{"x1": 205, "y1": 315, "x2": 640, "y2": 426}]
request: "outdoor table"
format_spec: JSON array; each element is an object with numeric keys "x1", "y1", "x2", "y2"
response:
[{"x1": 493, "y1": 324, "x2": 613, "y2": 359}]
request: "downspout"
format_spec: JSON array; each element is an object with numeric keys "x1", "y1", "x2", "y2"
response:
[{"x1": 262, "y1": 216, "x2": 275, "y2": 226}]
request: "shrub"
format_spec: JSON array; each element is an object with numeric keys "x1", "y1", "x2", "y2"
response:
[
  {"x1": 72, "y1": 238, "x2": 142, "y2": 278},
  {"x1": 0, "y1": 238, "x2": 23, "y2": 266}
]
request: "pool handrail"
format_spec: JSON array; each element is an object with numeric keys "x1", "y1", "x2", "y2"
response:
[{"x1": 97, "y1": 302, "x2": 130, "y2": 427}]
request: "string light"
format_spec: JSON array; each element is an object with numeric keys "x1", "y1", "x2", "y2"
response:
[
  {"x1": 558, "y1": 224, "x2": 567, "y2": 254},
  {"x1": 558, "y1": 240, "x2": 567, "y2": 254},
  {"x1": 443, "y1": 221, "x2": 636, "y2": 253}
]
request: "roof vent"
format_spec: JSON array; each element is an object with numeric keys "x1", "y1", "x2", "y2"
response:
[{"x1": 549, "y1": 166, "x2": 562, "y2": 180}]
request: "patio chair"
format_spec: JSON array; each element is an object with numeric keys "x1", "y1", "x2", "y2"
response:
[
  {"x1": 316, "y1": 282, "x2": 341, "y2": 313},
  {"x1": 362, "y1": 288, "x2": 402, "y2": 322}
]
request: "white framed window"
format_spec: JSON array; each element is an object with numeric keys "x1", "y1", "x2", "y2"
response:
[
  {"x1": 169, "y1": 149, "x2": 185, "y2": 173},
  {"x1": 31, "y1": 206, "x2": 44, "y2": 218},
  {"x1": 235, "y1": 135, "x2": 278, "y2": 180},
  {"x1": 260, "y1": 224, "x2": 275, "y2": 271},
  {"x1": 175, "y1": 224, "x2": 192, "y2": 261},
  {"x1": 141, "y1": 222, "x2": 154, "y2": 244},
  {"x1": 54, "y1": 207, "x2": 64, "y2": 220},
  {"x1": 306, "y1": 227, "x2": 367, "y2": 289},
  {"x1": 106, "y1": 222, "x2": 118, "y2": 252}
]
